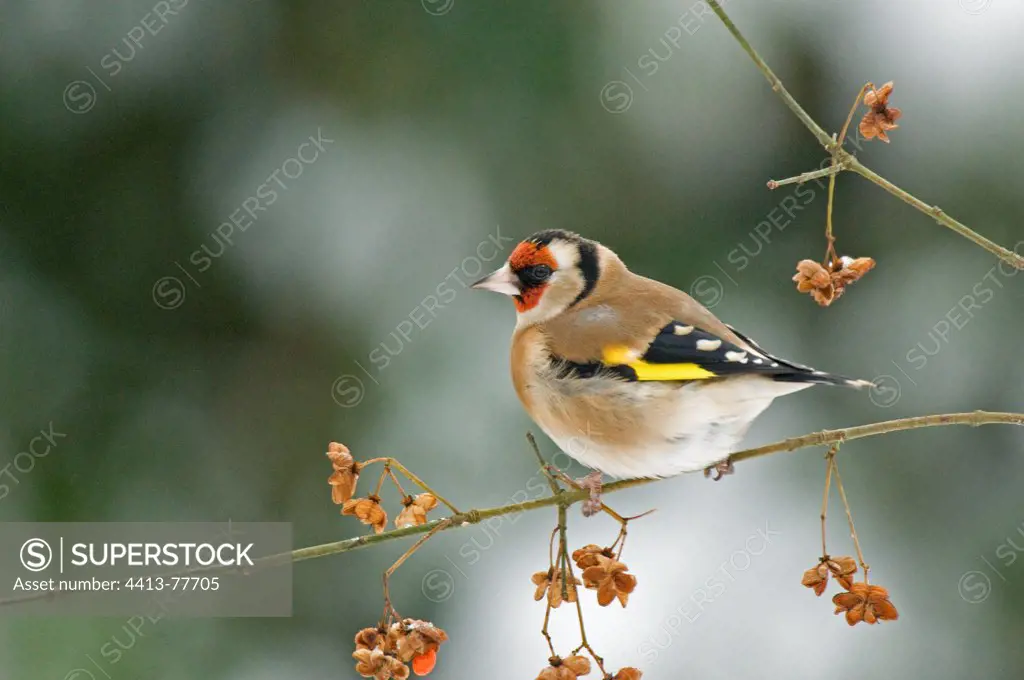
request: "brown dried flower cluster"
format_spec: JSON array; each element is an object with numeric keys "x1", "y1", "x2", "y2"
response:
[
  {"x1": 396, "y1": 493, "x2": 438, "y2": 529},
  {"x1": 793, "y1": 256, "x2": 875, "y2": 306},
  {"x1": 353, "y1": 648, "x2": 411, "y2": 680},
  {"x1": 611, "y1": 669, "x2": 643, "y2": 680},
  {"x1": 536, "y1": 655, "x2": 592, "y2": 680},
  {"x1": 832, "y1": 583, "x2": 899, "y2": 626},
  {"x1": 326, "y1": 445, "x2": 452, "y2": 539},
  {"x1": 801, "y1": 555, "x2": 858, "y2": 596},
  {"x1": 532, "y1": 567, "x2": 581, "y2": 609},
  {"x1": 859, "y1": 81, "x2": 901, "y2": 143},
  {"x1": 353, "y1": 619, "x2": 448, "y2": 678},
  {"x1": 355, "y1": 627, "x2": 387, "y2": 651},
  {"x1": 572, "y1": 545, "x2": 637, "y2": 608},
  {"x1": 390, "y1": 619, "x2": 448, "y2": 672},
  {"x1": 343, "y1": 496, "x2": 388, "y2": 534},
  {"x1": 801, "y1": 557, "x2": 897, "y2": 626},
  {"x1": 583, "y1": 560, "x2": 637, "y2": 607},
  {"x1": 571, "y1": 545, "x2": 615, "y2": 569},
  {"x1": 327, "y1": 442, "x2": 360, "y2": 504}
]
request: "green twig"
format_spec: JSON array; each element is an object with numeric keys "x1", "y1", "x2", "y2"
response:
[
  {"x1": 1, "y1": 411, "x2": 1021, "y2": 610},
  {"x1": 767, "y1": 164, "x2": 844, "y2": 190},
  {"x1": 205, "y1": 413, "x2": 1024, "y2": 562}
]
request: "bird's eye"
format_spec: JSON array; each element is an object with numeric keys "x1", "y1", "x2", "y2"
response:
[{"x1": 521, "y1": 264, "x2": 553, "y2": 285}]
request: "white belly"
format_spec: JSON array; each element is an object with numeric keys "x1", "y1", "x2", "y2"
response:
[{"x1": 535, "y1": 375, "x2": 812, "y2": 479}]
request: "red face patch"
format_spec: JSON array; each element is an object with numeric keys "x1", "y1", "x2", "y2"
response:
[
  {"x1": 508, "y1": 241, "x2": 559, "y2": 312},
  {"x1": 514, "y1": 286, "x2": 545, "y2": 313},
  {"x1": 509, "y1": 241, "x2": 558, "y2": 272}
]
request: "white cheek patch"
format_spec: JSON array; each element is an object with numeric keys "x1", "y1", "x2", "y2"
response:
[{"x1": 546, "y1": 241, "x2": 581, "y2": 270}]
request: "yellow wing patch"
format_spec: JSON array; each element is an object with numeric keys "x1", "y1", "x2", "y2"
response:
[{"x1": 602, "y1": 345, "x2": 717, "y2": 381}]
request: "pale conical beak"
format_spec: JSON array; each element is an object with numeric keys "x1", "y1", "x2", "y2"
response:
[{"x1": 471, "y1": 264, "x2": 521, "y2": 296}]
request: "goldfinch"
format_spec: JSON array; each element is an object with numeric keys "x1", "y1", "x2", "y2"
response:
[{"x1": 472, "y1": 230, "x2": 871, "y2": 479}]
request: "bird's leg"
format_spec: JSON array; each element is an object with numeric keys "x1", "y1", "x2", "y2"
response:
[
  {"x1": 544, "y1": 465, "x2": 620, "y2": 520},
  {"x1": 575, "y1": 470, "x2": 604, "y2": 517},
  {"x1": 544, "y1": 464, "x2": 601, "y2": 510},
  {"x1": 704, "y1": 457, "x2": 735, "y2": 481}
]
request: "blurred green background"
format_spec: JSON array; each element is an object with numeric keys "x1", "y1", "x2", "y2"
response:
[{"x1": 2, "y1": 0, "x2": 1023, "y2": 678}]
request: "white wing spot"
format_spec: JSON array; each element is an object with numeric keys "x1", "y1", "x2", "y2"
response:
[
  {"x1": 753, "y1": 358, "x2": 764, "y2": 364},
  {"x1": 696, "y1": 339, "x2": 722, "y2": 351},
  {"x1": 724, "y1": 350, "x2": 749, "y2": 364},
  {"x1": 673, "y1": 325, "x2": 694, "y2": 335}
]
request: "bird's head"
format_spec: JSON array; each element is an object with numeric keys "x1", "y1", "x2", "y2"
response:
[{"x1": 472, "y1": 230, "x2": 603, "y2": 325}]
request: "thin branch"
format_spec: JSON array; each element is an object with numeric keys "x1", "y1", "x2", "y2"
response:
[
  {"x1": 1, "y1": 411, "x2": 1021, "y2": 610},
  {"x1": 527, "y1": 431, "x2": 561, "y2": 495},
  {"x1": 767, "y1": 164, "x2": 843, "y2": 190},
  {"x1": 544, "y1": 465, "x2": 629, "y2": 525},
  {"x1": 705, "y1": 0, "x2": 832, "y2": 148},
  {"x1": 838, "y1": 83, "x2": 872, "y2": 149},
  {"x1": 363, "y1": 457, "x2": 460, "y2": 514},
  {"x1": 564, "y1": 538, "x2": 606, "y2": 675},
  {"x1": 548, "y1": 526, "x2": 559, "y2": 569},
  {"x1": 843, "y1": 156, "x2": 1022, "y2": 269},
  {"x1": 820, "y1": 84, "x2": 871, "y2": 264},
  {"x1": 820, "y1": 448, "x2": 835, "y2": 557},
  {"x1": 372, "y1": 466, "x2": 387, "y2": 496},
  {"x1": 824, "y1": 156, "x2": 839, "y2": 264},
  {"x1": 540, "y1": 526, "x2": 559, "y2": 656},
  {"x1": 381, "y1": 518, "x2": 451, "y2": 623},
  {"x1": 611, "y1": 522, "x2": 629, "y2": 560},
  {"x1": 387, "y1": 468, "x2": 407, "y2": 498},
  {"x1": 831, "y1": 455, "x2": 869, "y2": 580},
  {"x1": 530, "y1": 431, "x2": 629, "y2": 525},
  {"x1": 540, "y1": 601, "x2": 556, "y2": 658},
  {"x1": 282, "y1": 412, "x2": 1024, "y2": 562},
  {"x1": 558, "y1": 504, "x2": 569, "y2": 602},
  {"x1": 705, "y1": 0, "x2": 1024, "y2": 270}
]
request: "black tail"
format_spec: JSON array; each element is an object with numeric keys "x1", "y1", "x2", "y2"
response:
[
  {"x1": 726, "y1": 324, "x2": 873, "y2": 390},
  {"x1": 772, "y1": 371, "x2": 874, "y2": 389}
]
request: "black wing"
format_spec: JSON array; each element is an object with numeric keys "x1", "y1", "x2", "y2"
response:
[{"x1": 552, "y1": 322, "x2": 870, "y2": 387}]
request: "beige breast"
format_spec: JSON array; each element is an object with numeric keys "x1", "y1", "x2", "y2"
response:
[{"x1": 511, "y1": 324, "x2": 679, "y2": 450}]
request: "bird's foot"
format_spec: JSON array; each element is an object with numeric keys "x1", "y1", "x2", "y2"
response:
[
  {"x1": 575, "y1": 470, "x2": 604, "y2": 517},
  {"x1": 704, "y1": 458, "x2": 734, "y2": 481},
  {"x1": 546, "y1": 466, "x2": 618, "y2": 520}
]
